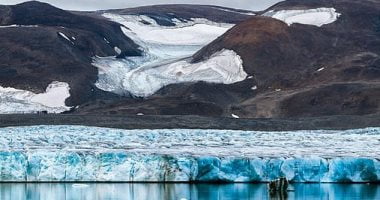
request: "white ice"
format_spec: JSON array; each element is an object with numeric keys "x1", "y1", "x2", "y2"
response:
[
  {"x1": 0, "y1": 82, "x2": 71, "y2": 113},
  {"x1": 58, "y1": 32, "x2": 74, "y2": 44},
  {"x1": 263, "y1": 8, "x2": 341, "y2": 27},
  {"x1": 103, "y1": 14, "x2": 233, "y2": 46},
  {"x1": 94, "y1": 14, "x2": 245, "y2": 97},
  {"x1": 95, "y1": 49, "x2": 247, "y2": 97},
  {"x1": 0, "y1": 125, "x2": 379, "y2": 182},
  {"x1": 0, "y1": 25, "x2": 39, "y2": 28}
]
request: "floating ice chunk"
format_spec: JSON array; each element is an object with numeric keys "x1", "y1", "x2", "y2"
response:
[
  {"x1": 251, "y1": 86, "x2": 258, "y2": 90},
  {"x1": 263, "y1": 8, "x2": 341, "y2": 27},
  {"x1": 0, "y1": 82, "x2": 71, "y2": 113}
]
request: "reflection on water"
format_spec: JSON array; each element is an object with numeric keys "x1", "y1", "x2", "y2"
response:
[{"x1": 0, "y1": 183, "x2": 379, "y2": 200}]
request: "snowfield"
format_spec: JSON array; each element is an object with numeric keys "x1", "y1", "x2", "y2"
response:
[
  {"x1": 263, "y1": 8, "x2": 341, "y2": 27},
  {"x1": 0, "y1": 125, "x2": 379, "y2": 182},
  {"x1": 0, "y1": 82, "x2": 71, "y2": 113},
  {"x1": 103, "y1": 14, "x2": 233, "y2": 46},
  {"x1": 94, "y1": 14, "x2": 247, "y2": 97},
  {"x1": 95, "y1": 49, "x2": 247, "y2": 97}
]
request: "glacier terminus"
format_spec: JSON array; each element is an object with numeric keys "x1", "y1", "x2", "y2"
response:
[{"x1": 0, "y1": 126, "x2": 379, "y2": 183}]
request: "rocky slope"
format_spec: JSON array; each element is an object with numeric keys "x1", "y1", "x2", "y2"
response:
[
  {"x1": 0, "y1": 1, "x2": 141, "y2": 108},
  {"x1": 0, "y1": 1, "x2": 255, "y2": 114},
  {"x1": 1, "y1": 0, "x2": 379, "y2": 119},
  {"x1": 99, "y1": 4, "x2": 254, "y2": 26},
  {"x1": 210, "y1": 0, "x2": 380, "y2": 118},
  {"x1": 85, "y1": 0, "x2": 379, "y2": 118}
]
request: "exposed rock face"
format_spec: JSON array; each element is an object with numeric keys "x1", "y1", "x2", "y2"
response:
[
  {"x1": 100, "y1": 4, "x2": 254, "y2": 26},
  {"x1": 0, "y1": 1, "x2": 141, "y2": 106},
  {"x1": 1, "y1": 1, "x2": 379, "y2": 118},
  {"x1": 189, "y1": 0, "x2": 380, "y2": 118}
]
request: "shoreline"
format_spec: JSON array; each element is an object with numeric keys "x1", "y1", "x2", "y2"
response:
[{"x1": 0, "y1": 114, "x2": 379, "y2": 131}]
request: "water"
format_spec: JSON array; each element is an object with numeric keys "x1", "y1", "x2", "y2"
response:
[{"x1": 0, "y1": 183, "x2": 379, "y2": 200}]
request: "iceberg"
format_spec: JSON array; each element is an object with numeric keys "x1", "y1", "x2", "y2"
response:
[{"x1": 0, "y1": 126, "x2": 379, "y2": 182}]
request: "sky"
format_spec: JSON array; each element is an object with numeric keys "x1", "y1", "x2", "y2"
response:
[{"x1": 0, "y1": 0, "x2": 283, "y2": 11}]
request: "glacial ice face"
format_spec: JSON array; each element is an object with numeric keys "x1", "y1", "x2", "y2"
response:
[
  {"x1": 0, "y1": 126, "x2": 379, "y2": 182},
  {"x1": 0, "y1": 82, "x2": 71, "y2": 114},
  {"x1": 94, "y1": 14, "x2": 247, "y2": 97},
  {"x1": 263, "y1": 7, "x2": 341, "y2": 27},
  {"x1": 94, "y1": 49, "x2": 247, "y2": 97}
]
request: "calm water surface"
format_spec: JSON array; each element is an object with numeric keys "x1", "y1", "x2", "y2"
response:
[{"x1": 0, "y1": 183, "x2": 379, "y2": 200}]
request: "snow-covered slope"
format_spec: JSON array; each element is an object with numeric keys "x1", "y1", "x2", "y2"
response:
[
  {"x1": 94, "y1": 49, "x2": 247, "y2": 97},
  {"x1": 0, "y1": 125, "x2": 379, "y2": 182},
  {"x1": 263, "y1": 7, "x2": 341, "y2": 27},
  {"x1": 94, "y1": 14, "x2": 246, "y2": 97},
  {"x1": 0, "y1": 82, "x2": 71, "y2": 113}
]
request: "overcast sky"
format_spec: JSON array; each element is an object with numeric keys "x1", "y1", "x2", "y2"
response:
[{"x1": 0, "y1": 0, "x2": 283, "y2": 11}]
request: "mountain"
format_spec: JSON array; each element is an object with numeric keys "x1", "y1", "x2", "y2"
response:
[
  {"x1": 1, "y1": 0, "x2": 379, "y2": 119},
  {"x1": 0, "y1": 1, "x2": 141, "y2": 112},
  {"x1": 99, "y1": 4, "x2": 255, "y2": 26},
  {"x1": 191, "y1": 0, "x2": 380, "y2": 118},
  {"x1": 76, "y1": 0, "x2": 380, "y2": 118}
]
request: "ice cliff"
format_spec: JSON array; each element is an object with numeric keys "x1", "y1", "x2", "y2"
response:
[{"x1": 0, "y1": 126, "x2": 379, "y2": 182}]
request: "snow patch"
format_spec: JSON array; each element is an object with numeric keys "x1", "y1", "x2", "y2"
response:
[
  {"x1": 0, "y1": 82, "x2": 71, "y2": 113},
  {"x1": 103, "y1": 14, "x2": 233, "y2": 46},
  {"x1": 263, "y1": 8, "x2": 341, "y2": 27},
  {"x1": 0, "y1": 25, "x2": 39, "y2": 28},
  {"x1": 94, "y1": 49, "x2": 247, "y2": 97},
  {"x1": 58, "y1": 32, "x2": 74, "y2": 44},
  {"x1": 231, "y1": 114, "x2": 240, "y2": 118},
  {"x1": 216, "y1": 7, "x2": 256, "y2": 16},
  {"x1": 317, "y1": 67, "x2": 325, "y2": 72},
  {"x1": 114, "y1": 46, "x2": 122, "y2": 54}
]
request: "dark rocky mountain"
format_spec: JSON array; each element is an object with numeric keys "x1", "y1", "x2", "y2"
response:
[
  {"x1": 1, "y1": 0, "x2": 379, "y2": 119},
  {"x1": 189, "y1": 0, "x2": 380, "y2": 118},
  {"x1": 99, "y1": 4, "x2": 254, "y2": 26},
  {"x1": 77, "y1": 0, "x2": 380, "y2": 118},
  {"x1": 0, "y1": 1, "x2": 141, "y2": 106}
]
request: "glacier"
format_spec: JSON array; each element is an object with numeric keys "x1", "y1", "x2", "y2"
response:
[
  {"x1": 94, "y1": 14, "x2": 248, "y2": 97},
  {"x1": 0, "y1": 125, "x2": 379, "y2": 182},
  {"x1": 0, "y1": 82, "x2": 71, "y2": 114},
  {"x1": 263, "y1": 7, "x2": 341, "y2": 27}
]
